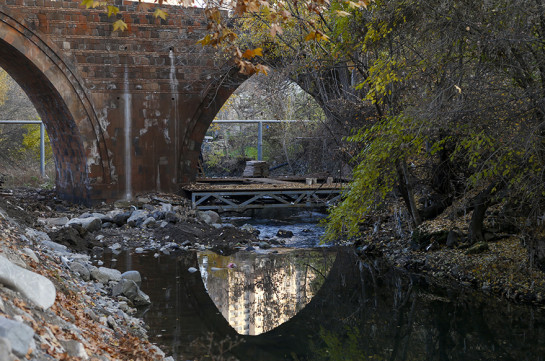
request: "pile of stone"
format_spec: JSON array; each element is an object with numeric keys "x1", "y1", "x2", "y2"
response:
[
  {"x1": 39, "y1": 199, "x2": 186, "y2": 232},
  {"x1": 242, "y1": 160, "x2": 269, "y2": 177},
  {"x1": 0, "y1": 215, "x2": 170, "y2": 361}
]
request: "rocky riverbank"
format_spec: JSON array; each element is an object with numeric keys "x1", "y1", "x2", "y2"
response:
[
  {"x1": 0, "y1": 207, "x2": 170, "y2": 360},
  {"x1": 0, "y1": 188, "x2": 269, "y2": 360}
]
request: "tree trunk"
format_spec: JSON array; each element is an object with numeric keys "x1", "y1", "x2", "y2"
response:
[
  {"x1": 468, "y1": 183, "x2": 496, "y2": 244},
  {"x1": 397, "y1": 159, "x2": 421, "y2": 226}
]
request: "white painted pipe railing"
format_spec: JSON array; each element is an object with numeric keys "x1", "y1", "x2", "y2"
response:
[{"x1": 212, "y1": 119, "x2": 311, "y2": 161}]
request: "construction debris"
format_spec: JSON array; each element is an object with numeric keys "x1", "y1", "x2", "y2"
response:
[{"x1": 242, "y1": 161, "x2": 269, "y2": 178}]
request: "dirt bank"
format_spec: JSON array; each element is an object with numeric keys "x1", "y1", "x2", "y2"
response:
[{"x1": 356, "y1": 200, "x2": 545, "y2": 307}]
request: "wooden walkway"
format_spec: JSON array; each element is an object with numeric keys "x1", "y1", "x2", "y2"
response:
[{"x1": 182, "y1": 177, "x2": 345, "y2": 211}]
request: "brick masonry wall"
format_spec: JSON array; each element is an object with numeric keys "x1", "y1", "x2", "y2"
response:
[{"x1": 0, "y1": 0, "x2": 239, "y2": 202}]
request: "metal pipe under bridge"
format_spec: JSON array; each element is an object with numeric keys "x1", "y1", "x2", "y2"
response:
[{"x1": 211, "y1": 119, "x2": 311, "y2": 161}]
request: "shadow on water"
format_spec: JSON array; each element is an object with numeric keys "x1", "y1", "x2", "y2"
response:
[{"x1": 103, "y1": 248, "x2": 545, "y2": 361}]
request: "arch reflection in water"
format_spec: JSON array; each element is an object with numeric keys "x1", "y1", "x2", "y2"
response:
[{"x1": 198, "y1": 249, "x2": 336, "y2": 335}]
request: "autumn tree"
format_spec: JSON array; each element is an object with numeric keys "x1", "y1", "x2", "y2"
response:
[{"x1": 85, "y1": 0, "x2": 545, "y2": 267}]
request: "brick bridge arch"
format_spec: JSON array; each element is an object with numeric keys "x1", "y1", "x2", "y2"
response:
[
  {"x1": 1, "y1": 1, "x2": 242, "y2": 203},
  {"x1": 0, "y1": 5, "x2": 111, "y2": 203}
]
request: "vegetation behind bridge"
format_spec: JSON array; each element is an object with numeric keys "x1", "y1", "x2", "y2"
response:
[{"x1": 221, "y1": 0, "x2": 545, "y2": 270}]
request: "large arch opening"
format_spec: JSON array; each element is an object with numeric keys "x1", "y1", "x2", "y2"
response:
[
  {"x1": 0, "y1": 37, "x2": 87, "y2": 201},
  {"x1": 0, "y1": 9, "x2": 112, "y2": 203}
]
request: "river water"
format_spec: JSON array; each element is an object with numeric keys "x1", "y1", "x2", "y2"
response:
[
  {"x1": 225, "y1": 210, "x2": 328, "y2": 248},
  {"x1": 101, "y1": 226, "x2": 545, "y2": 361}
]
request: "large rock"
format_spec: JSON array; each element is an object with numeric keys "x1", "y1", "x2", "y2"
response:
[
  {"x1": 164, "y1": 211, "x2": 180, "y2": 224},
  {"x1": 60, "y1": 340, "x2": 88, "y2": 360},
  {"x1": 91, "y1": 212, "x2": 108, "y2": 221},
  {"x1": 105, "y1": 210, "x2": 131, "y2": 226},
  {"x1": 112, "y1": 279, "x2": 151, "y2": 306},
  {"x1": 258, "y1": 241, "x2": 271, "y2": 249},
  {"x1": 160, "y1": 202, "x2": 173, "y2": 212},
  {"x1": 0, "y1": 256, "x2": 56, "y2": 310},
  {"x1": 47, "y1": 227, "x2": 88, "y2": 253},
  {"x1": 70, "y1": 262, "x2": 91, "y2": 281},
  {"x1": 276, "y1": 229, "x2": 294, "y2": 238},
  {"x1": 0, "y1": 317, "x2": 35, "y2": 357},
  {"x1": 197, "y1": 210, "x2": 221, "y2": 225},
  {"x1": 142, "y1": 217, "x2": 157, "y2": 228},
  {"x1": 241, "y1": 224, "x2": 258, "y2": 234},
  {"x1": 121, "y1": 270, "x2": 142, "y2": 287},
  {"x1": 90, "y1": 267, "x2": 122, "y2": 284},
  {"x1": 0, "y1": 337, "x2": 15, "y2": 361},
  {"x1": 39, "y1": 217, "x2": 69, "y2": 227},
  {"x1": 67, "y1": 217, "x2": 102, "y2": 233},
  {"x1": 25, "y1": 228, "x2": 51, "y2": 243},
  {"x1": 40, "y1": 240, "x2": 69, "y2": 254},
  {"x1": 127, "y1": 210, "x2": 148, "y2": 227}
]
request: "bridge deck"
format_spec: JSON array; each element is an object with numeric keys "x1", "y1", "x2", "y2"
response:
[{"x1": 183, "y1": 177, "x2": 345, "y2": 211}]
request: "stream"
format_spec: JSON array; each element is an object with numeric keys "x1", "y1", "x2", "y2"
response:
[{"x1": 99, "y1": 218, "x2": 545, "y2": 361}]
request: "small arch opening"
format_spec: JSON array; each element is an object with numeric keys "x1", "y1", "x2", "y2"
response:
[{"x1": 0, "y1": 68, "x2": 53, "y2": 189}]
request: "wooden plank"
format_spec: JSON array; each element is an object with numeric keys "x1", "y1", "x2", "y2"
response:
[{"x1": 243, "y1": 177, "x2": 301, "y2": 185}]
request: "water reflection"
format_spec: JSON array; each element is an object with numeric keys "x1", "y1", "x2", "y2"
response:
[
  {"x1": 101, "y1": 248, "x2": 545, "y2": 361},
  {"x1": 198, "y1": 250, "x2": 335, "y2": 335}
]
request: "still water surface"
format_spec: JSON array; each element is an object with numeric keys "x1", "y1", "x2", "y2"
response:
[{"x1": 103, "y1": 247, "x2": 545, "y2": 360}]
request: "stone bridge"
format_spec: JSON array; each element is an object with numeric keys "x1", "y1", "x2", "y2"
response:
[{"x1": 0, "y1": 0, "x2": 241, "y2": 203}]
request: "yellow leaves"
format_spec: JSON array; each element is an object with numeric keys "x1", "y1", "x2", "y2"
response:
[
  {"x1": 234, "y1": 0, "x2": 262, "y2": 15},
  {"x1": 205, "y1": 8, "x2": 222, "y2": 24},
  {"x1": 270, "y1": 23, "x2": 283, "y2": 37},
  {"x1": 81, "y1": 0, "x2": 106, "y2": 9},
  {"x1": 234, "y1": 58, "x2": 269, "y2": 75},
  {"x1": 197, "y1": 29, "x2": 237, "y2": 47},
  {"x1": 336, "y1": 10, "x2": 352, "y2": 17},
  {"x1": 154, "y1": 8, "x2": 168, "y2": 21},
  {"x1": 254, "y1": 64, "x2": 269, "y2": 75},
  {"x1": 106, "y1": 5, "x2": 118, "y2": 17},
  {"x1": 344, "y1": 0, "x2": 371, "y2": 9},
  {"x1": 112, "y1": 19, "x2": 127, "y2": 32},
  {"x1": 304, "y1": 30, "x2": 329, "y2": 42},
  {"x1": 197, "y1": 34, "x2": 212, "y2": 46},
  {"x1": 242, "y1": 47, "x2": 263, "y2": 59}
]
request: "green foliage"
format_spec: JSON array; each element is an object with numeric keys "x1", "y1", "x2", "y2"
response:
[
  {"x1": 206, "y1": 148, "x2": 228, "y2": 168},
  {"x1": 362, "y1": 57, "x2": 404, "y2": 105},
  {"x1": 0, "y1": 70, "x2": 8, "y2": 107},
  {"x1": 21, "y1": 124, "x2": 52, "y2": 163},
  {"x1": 245, "y1": 146, "x2": 258, "y2": 159},
  {"x1": 310, "y1": 326, "x2": 377, "y2": 361},
  {"x1": 324, "y1": 114, "x2": 424, "y2": 241}
]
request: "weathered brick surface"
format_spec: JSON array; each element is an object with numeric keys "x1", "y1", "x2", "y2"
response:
[{"x1": 0, "y1": 0, "x2": 240, "y2": 203}]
